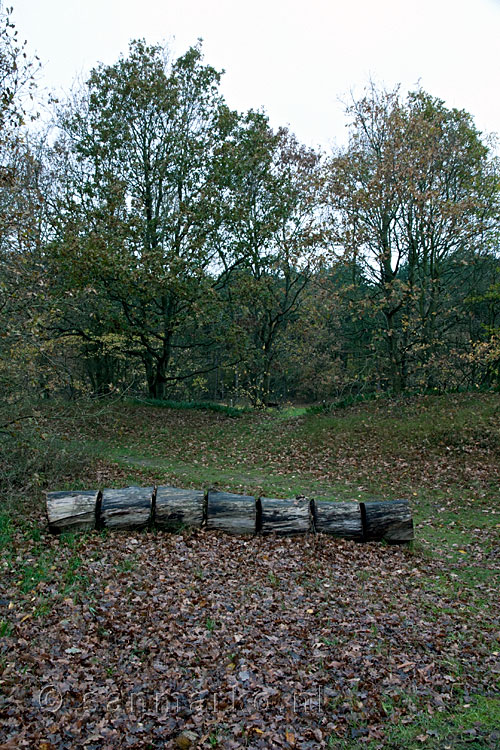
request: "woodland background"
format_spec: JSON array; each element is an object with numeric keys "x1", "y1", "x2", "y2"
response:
[{"x1": 1, "y1": 3, "x2": 499, "y2": 414}]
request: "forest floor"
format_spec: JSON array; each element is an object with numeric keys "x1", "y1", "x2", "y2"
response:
[{"x1": 0, "y1": 392, "x2": 499, "y2": 749}]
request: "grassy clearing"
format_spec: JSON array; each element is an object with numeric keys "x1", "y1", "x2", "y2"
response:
[{"x1": 0, "y1": 392, "x2": 499, "y2": 747}]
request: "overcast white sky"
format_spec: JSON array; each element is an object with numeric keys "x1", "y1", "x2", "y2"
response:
[{"x1": 10, "y1": 0, "x2": 500, "y2": 150}]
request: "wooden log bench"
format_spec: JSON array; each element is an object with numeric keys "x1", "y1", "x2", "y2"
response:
[{"x1": 46, "y1": 487, "x2": 414, "y2": 543}]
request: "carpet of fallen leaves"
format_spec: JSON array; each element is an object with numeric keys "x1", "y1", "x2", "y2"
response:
[
  {"x1": 1, "y1": 394, "x2": 499, "y2": 748},
  {"x1": 1, "y1": 524, "x2": 499, "y2": 748}
]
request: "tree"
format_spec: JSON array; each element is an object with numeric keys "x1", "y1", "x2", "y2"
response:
[
  {"x1": 218, "y1": 112, "x2": 324, "y2": 404},
  {"x1": 326, "y1": 84, "x2": 500, "y2": 392},
  {"x1": 0, "y1": 1, "x2": 44, "y2": 403},
  {"x1": 47, "y1": 40, "x2": 236, "y2": 398}
]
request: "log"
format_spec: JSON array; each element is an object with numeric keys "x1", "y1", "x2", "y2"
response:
[
  {"x1": 155, "y1": 486, "x2": 204, "y2": 531},
  {"x1": 46, "y1": 490, "x2": 99, "y2": 534},
  {"x1": 259, "y1": 497, "x2": 312, "y2": 535},
  {"x1": 313, "y1": 500, "x2": 363, "y2": 540},
  {"x1": 206, "y1": 490, "x2": 256, "y2": 535},
  {"x1": 361, "y1": 499, "x2": 414, "y2": 542},
  {"x1": 46, "y1": 485, "x2": 415, "y2": 545},
  {"x1": 100, "y1": 486, "x2": 154, "y2": 530}
]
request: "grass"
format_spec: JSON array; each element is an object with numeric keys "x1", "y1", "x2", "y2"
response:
[
  {"x1": 332, "y1": 695, "x2": 500, "y2": 749},
  {"x1": 128, "y1": 396, "x2": 251, "y2": 417}
]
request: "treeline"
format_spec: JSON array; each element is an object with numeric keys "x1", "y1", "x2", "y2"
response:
[{"x1": 1, "y1": 6, "x2": 499, "y2": 408}]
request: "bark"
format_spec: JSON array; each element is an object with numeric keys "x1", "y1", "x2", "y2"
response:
[
  {"x1": 206, "y1": 490, "x2": 256, "y2": 535},
  {"x1": 46, "y1": 490, "x2": 99, "y2": 534},
  {"x1": 100, "y1": 486, "x2": 154, "y2": 530},
  {"x1": 361, "y1": 499, "x2": 414, "y2": 542},
  {"x1": 313, "y1": 500, "x2": 363, "y2": 540},
  {"x1": 155, "y1": 486, "x2": 204, "y2": 530},
  {"x1": 258, "y1": 497, "x2": 312, "y2": 535}
]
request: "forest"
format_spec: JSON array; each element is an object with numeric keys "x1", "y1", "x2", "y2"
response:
[{"x1": 1, "y1": 6, "x2": 499, "y2": 412}]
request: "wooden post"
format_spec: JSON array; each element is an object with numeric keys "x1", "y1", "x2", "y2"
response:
[
  {"x1": 361, "y1": 499, "x2": 414, "y2": 542},
  {"x1": 100, "y1": 487, "x2": 154, "y2": 530},
  {"x1": 46, "y1": 490, "x2": 99, "y2": 534},
  {"x1": 314, "y1": 500, "x2": 363, "y2": 540},
  {"x1": 155, "y1": 486, "x2": 204, "y2": 531},
  {"x1": 206, "y1": 490, "x2": 256, "y2": 535},
  {"x1": 258, "y1": 497, "x2": 312, "y2": 535}
]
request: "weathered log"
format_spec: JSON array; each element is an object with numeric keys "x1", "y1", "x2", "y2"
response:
[
  {"x1": 100, "y1": 486, "x2": 154, "y2": 530},
  {"x1": 314, "y1": 500, "x2": 363, "y2": 540},
  {"x1": 206, "y1": 490, "x2": 256, "y2": 535},
  {"x1": 259, "y1": 497, "x2": 312, "y2": 535},
  {"x1": 46, "y1": 485, "x2": 415, "y2": 545},
  {"x1": 361, "y1": 499, "x2": 414, "y2": 542},
  {"x1": 155, "y1": 486, "x2": 205, "y2": 531},
  {"x1": 46, "y1": 490, "x2": 99, "y2": 534}
]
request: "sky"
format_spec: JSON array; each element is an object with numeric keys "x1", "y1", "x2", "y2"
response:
[{"x1": 9, "y1": 0, "x2": 500, "y2": 151}]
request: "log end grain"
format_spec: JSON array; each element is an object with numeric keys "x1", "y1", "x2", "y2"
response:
[{"x1": 46, "y1": 490, "x2": 99, "y2": 534}]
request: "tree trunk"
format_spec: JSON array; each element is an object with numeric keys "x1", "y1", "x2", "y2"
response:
[
  {"x1": 258, "y1": 497, "x2": 312, "y2": 535},
  {"x1": 206, "y1": 490, "x2": 256, "y2": 535},
  {"x1": 155, "y1": 486, "x2": 204, "y2": 531}
]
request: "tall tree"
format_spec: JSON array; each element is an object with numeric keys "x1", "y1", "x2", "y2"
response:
[
  {"x1": 219, "y1": 112, "x2": 324, "y2": 404},
  {"x1": 326, "y1": 84, "x2": 500, "y2": 392},
  {"x1": 47, "y1": 41, "x2": 235, "y2": 398},
  {"x1": 0, "y1": 1, "x2": 44, "y2": 402}
]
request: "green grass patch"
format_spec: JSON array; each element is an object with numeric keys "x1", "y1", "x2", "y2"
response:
[
  {"x1": 328, "y1": 695, "x2": 500, "y2": 749},
  {"x1": 128, "y1": 397, "x2": 251, "y2": 417}
]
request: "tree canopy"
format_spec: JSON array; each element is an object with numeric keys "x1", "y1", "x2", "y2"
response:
[{"x1": 1, "y1": 25, "x2": 499, "y2": 406}]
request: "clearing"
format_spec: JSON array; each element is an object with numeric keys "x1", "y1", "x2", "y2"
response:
[{"x1": 0, "y1": 393, "x2": 499, "y2": 748}]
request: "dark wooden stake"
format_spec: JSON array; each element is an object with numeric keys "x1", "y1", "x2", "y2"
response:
[
  {"x1": 100, "y1": 487, "x2": 154, "y2": 530},
  {"x1": 155, "y1": 486, "x2": 204, "y2": 531},
  {"x1": 206, "y1": 490, "x2": 256, "y2": 535}
]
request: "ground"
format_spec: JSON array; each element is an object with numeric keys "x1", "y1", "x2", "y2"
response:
[{"x1": 0, "y1": 392, "x2": 499, "y2": 748}]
